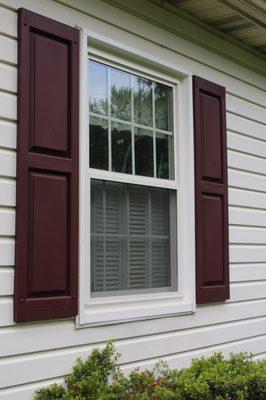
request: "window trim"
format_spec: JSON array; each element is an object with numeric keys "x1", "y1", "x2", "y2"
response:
[{"x1": 78, "y1": 28, "x2": 196, "y2": 326}]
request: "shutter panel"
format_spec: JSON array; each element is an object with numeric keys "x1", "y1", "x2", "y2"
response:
[
  {"x1": 193, "y1": 76, "x2": 229, "y2": 303},
  {"x1": 14, "y1": 9, "x2": 79, "y2": 321}
]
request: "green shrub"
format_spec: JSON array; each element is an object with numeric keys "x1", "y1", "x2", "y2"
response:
[{"x1": 35, "y1": 343, "x2": 266, "y2": 400}]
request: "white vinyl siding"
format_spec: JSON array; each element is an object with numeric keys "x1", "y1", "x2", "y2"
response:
[{"x1": 0, "y1": 0, "x2": 265, "y2": 398}]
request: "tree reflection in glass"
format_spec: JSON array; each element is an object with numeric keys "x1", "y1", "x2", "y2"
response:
[
  {"x1": 155, "y1": 83, "x2": 173, "y2": 132},
  {"x1": 89, "y1": 61, "x2": 108, "y2": 115},
  {"x1": 111, "y1": 122, "x2": 132, "y2": 174},
  {"x1": 89, "y1": 116, "x2": 108, "y2": 170},
  {"x1": 135, "y1": 128, "x2": 154, "y2": 177},
  {"x1": 110, "y1": 68, "x2": 131, "y2": 122},
  {"x1": 133, "y1": 76, "x2": 153, "y2": 127}
]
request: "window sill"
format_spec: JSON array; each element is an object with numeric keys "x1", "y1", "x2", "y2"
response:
[{"x1": 77, "y1": 294, "x2": 195, "y2": 327}]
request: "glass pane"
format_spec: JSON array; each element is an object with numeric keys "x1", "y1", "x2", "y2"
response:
[
  {"x1": 89, "y1": 60, "x2": 108, "y2": 115},
  {"x1": 110, "y1": 67, "x2": 131, "y2": 121},
  {"x1": 128, "y1": 186, "x2": 149, "y2": 235},
  {"x1": 90, "y1": 116, "x2": 108, "y2": 170},
  {"x1": 156, "y1": 132, "x2": 173, "y2": 179},
  {"x1": 111, "y1": 122, "x2": 132, "y2": 174},
  {"x1": 151, "y1": 239, "x2": 170, "y2": 288},
  {"x1": 105, "y1": 181, "x2": 126, "y2": 234},
  {"x1": 128, "y1": 239, "x2": 149, "y2": 289},
  {"x1": 133, "y1": 76, "x2": 152, "y2": 127},
  {"x1": 155, "y1": 83, "x2": 173, "y2": 131},
  {"x1": 151, "y1": 188, "x2": 169, "y2": 235},
  {"x1": 134, "y1": 128, "x2": 154, "y2": 177},
  {"x1": 91, "y1": 179, "x2": 104, "y2": 234},
  {"x1": 91, "y1": 237, "x2": 104, "y2": 291},
  {"x1": 91, "y1": 180, "x2": 174, "y2": 293},
  {"x1": 104, "y1": 238, "x2": 124, "y2": 291}
]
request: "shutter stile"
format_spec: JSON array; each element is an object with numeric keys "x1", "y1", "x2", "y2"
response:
[
  {"x1": 193, "y1": 76, "x2": 229, "y2": 303},
  {"x1": 14, "y1": 9, "x2": 79, "y2": 321}
]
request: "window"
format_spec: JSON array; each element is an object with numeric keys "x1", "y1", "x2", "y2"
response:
[
  {"x1": 88, "y1": 59, "x2": 177, "y2": 296},
  {"x1": 79, "y1": 31, "x2": 195, "y2": 325}
]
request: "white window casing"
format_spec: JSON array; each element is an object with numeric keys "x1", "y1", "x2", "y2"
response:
[{"x1": 78, "y1": 28, "x2": 195, "y2": 326}]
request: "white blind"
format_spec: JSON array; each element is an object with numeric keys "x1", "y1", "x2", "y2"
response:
[{"x1": 91, "y1": 180, "x2": 171, "y2": 292}]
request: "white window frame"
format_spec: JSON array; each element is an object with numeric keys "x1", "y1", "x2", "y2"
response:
[{"x1": 78, "y1": 28, "x2": 195, "y2": 326}]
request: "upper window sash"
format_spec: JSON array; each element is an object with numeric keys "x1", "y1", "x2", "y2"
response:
[{"x1": 88, "y1": 55, "x2": 179, "y2": 189}]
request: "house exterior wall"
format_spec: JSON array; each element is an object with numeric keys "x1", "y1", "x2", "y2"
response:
[{"x1": 0, "y1": 0, "x2": 265, "y2": 398}]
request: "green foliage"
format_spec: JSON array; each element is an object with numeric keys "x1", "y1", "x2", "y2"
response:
[{"x1": 35, "y1": 344, "x2": 266, "y2": 400}]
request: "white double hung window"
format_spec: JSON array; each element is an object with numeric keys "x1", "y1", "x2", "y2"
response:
[
  {"x1": 79, "y1": 31, "x2": 195, "y2": 325},
  {"x1": 89, "y1": 59, "x2": 177, "y2": 296}
]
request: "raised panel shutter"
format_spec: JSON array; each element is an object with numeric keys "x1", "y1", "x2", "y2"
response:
[
  {"x1": 193, "y1": 76, "x2": 229, "y2": 303},
  {"x1": 14, "y1": 9, "x2": 79, "y2": 321}
]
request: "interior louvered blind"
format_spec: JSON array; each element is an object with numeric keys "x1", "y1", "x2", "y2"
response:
[{"x1": 91, "y1": 180, "x2": 172, "y2": 293}]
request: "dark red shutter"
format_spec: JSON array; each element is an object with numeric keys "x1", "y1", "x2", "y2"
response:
[
  {"x1": 193, "y1": 76, "x2": 229, "y2": 303},
  {"x1": 14, "y1": 8, "x2": 79, "y2": 322}
]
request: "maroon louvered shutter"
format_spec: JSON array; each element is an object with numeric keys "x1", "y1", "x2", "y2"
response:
[
  {"x1": 14, "y1": 8, "x2": 79, "y2": 322},
  {"x1": 193, "y1": 76, "x2": 229, "y2": 303}
]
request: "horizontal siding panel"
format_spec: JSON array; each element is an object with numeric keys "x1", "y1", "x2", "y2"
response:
[
  {"x1": 1, "y1": 336, "x2": 265, "y2": 400},
  {"x1": 0, "y1": 288, "x2": 265, "y2": 334},
  {"x1": 229, "y1": 226, "x2": 266, "y2": 244},
  {"x1": 0, "y1": 297, "x2": 13, "y2": 326},
  {"x1": 0, "y1": 268, "x2": 13, "y2": 296},
  {"x1": 254, "y1": 352, "x2": 266, "y2": 360},
  {"x1": 230, "y1": 264, "x2": 266, "y2": 282},
  {"x1": 0, "y1": 35, "x2": 17, "y2": 65},
  {"x1": 123, "y1": 335, "x2": 266, "y2": 372},
  {"x1": 226, "y1": 94, "x2": 265, "y2": 124},
  {"x1": 0, "y1": 7, "x2": 17, "y2": 38},
  {"x1": 0, "y1": 208, "x2": 15, "y2": 236},
  {"x1": 0, "y1": 179, "x2": 16, "y2": 206},
  {"x1": 229, "y1": 188, "x2": 266, "y2": 209},
  {"x1": 227, "y1": 130, "x2": 266, "y2": 157},
  {"x1": 0, "y1": 121, "x2": 16, "y2": 150},
  {"x1": 230, "y1": 244, "x2": 266, "y2": 263},
  {"x1": 0, "y1": 238, "x2": 14, "y2": 266},
  {"x1": 229, "y1": 281, "x2": 266, "y2": 302},
  {"x1": 229, "y1": 207, "x2": 266, "y2": 227},
  {"x1": 228, "y1": 169, "x2": 266, "y2": 193},
  {"x1": 0, "y1": 378, "x2": 65, "y2": 400},
  {"x1": 0, "y1": 149, "x2": 16, "y2": 178},
  {"x1": 228, "y1": 150, "x2": 266, "y2": 175},
  {"x1": 0, "y1": 64, "x2": 17, "y2": 93},
  {"x1": 227, "y1": 115, "x2": 265, "y2": 141},
  {"x1": 0, "y1": 92, "x2": 16, "y2": 121},
  {"x1": 0, "y1": 317, "x2": 265, "y2": 388}
]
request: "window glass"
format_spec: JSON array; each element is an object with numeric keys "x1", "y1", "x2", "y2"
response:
[
  {"x1": 133, "y1": 76, "x2": 152, "y2": 127},
  {"x1": 111, "y1": 122, "x2": 132, "y2": 174},
  {"x1": 134, "y1": 128, "x2": 154, "y2": 177},
  {"x1": 89, "y1": 116, "x2": 108, "y2": 170},
  {"x1": 111, "y1": 68, "x2": 131, "y2": 121},
  {"x1": 89, "y1": 61, "x2": 108, "y2": 115},
  {"x1": 89, "y1": 60, "x2": 174, "y2": 180},
  {"x1": 91, "y1": 180, "x2": 173, "y2": 292},
  {"x1": 155, "y1": 82, "x2": 173, "y2": 131},
  {"x1": 156, "y1": 132, "x2": 173, "y2": 179}
]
